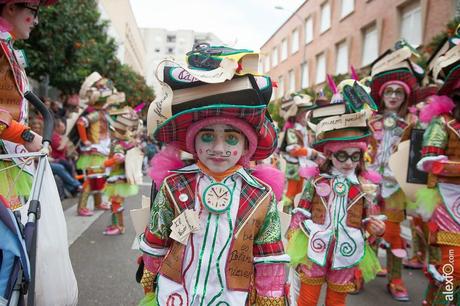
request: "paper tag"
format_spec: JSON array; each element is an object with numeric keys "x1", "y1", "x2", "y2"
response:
[
  {"x1": 169, "y1": 209, "x2": 200, "y2": 245},
  {"x1": 316, "y1": 111, "x2": 367, "y2": 136}
]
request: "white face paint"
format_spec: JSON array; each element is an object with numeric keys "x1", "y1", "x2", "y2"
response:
[
  {"x1": 195, "y1": 123, "x2": 247, "y2": 173},
  {"x1": 331, "y1": 147, "x2": 362, "y2": 176},
  {"x1": 5, "y1": 4, "x2": 38, "y2": 40},
  {"x1": 382, "y1": 84, "x2": 406, "y2": 113}
]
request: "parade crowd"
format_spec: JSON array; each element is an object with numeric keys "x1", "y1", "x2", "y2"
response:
[{"x1": 0, "y1": 1, "x2": 459, "y2": 306}]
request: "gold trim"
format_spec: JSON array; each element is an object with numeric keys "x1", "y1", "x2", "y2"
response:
[
  {"x1": 298, "y1": 274, "x2": 325, "y2": 286},
  {"x1": 384, "y1": 209, "x2": 405, "y2": 223},
  {"x1": 327, "y1": 281, "x2": 356, "y2": 293},
  {"x1": 255, "y1": 296, "x2": 285, "y2": 306},
  {"x1": 0, "y1": 122, "x2": 7, "y2": 135},
  {"x1": 436, "y1": 231, "x2": 460, "y2": 247}
]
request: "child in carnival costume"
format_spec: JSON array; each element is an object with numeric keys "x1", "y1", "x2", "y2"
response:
[
  {"x1": 368, "y1": 40, "x2": 423, "y2": 301},
  {"x1": 139, "y1": 45, "x2": 289, "y2": 305},
  {"x1": 279, "y1": 94, "x2": 324, "y2": 213},
  {"x1": 76, "y1": 72, "x2": 114, "y2": 216},
  {"x1": 103, "y1": 103, "x2": 142, "y2": 236},
  {"x1": 287, "y1": 80, "x2": 385, "y2": 306},
  {"x1": 0, "y1": 0, "x2": 57, "y2": 208},
  {"x1": 415, "y1": 28, "x2": 460, "y2": 305}
]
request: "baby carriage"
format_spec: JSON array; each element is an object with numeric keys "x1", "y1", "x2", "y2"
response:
[{"x1": 0, "y1": 92, "x2": 78, "y2": 306}]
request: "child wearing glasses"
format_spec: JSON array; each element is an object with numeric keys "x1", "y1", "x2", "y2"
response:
[
  {"x1": 287, "y1": 80, "x2": 385, "y2": 306},
  {"x1": 367, "y1": 42, "x2": 422, "y2": 301}
]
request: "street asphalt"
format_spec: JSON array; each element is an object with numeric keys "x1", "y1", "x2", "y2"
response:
[{"x1": 66, "y1": 181, "x2": 428, "y2": 306}]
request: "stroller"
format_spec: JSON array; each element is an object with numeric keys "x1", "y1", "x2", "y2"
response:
[{"x1": 0, "y1": 92, "x2": 77, "y2": 306}]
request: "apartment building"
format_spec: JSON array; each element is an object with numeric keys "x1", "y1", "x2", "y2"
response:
[
  {"x1": 260, "y1": 0, "x2": 456, "y2": 99},
  {"x1": 141, "y1": 28, "x2": 222, "y2": 86},
  {"x1": 98, "y1": 0, "x2": 146, "y2": 77}
]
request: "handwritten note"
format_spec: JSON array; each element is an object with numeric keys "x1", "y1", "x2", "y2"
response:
[
  {"x1": 316, "y1": 111, "x2": 367, "y2": 136},
  {"x1": 169, "y1": 209, "x2": 200, "y2": 245}
]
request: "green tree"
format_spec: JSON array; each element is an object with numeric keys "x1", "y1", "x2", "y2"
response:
[{"x1": 18, "y1": 0, "x2": 154, "y2": 108}]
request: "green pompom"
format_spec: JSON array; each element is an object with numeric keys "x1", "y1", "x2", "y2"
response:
[
  {"x1": 287, "y1": 229, "x2": 309, "y2": 267},
  {"x1": 138, "y1": 292, "x2": 158, "y2": 306}
]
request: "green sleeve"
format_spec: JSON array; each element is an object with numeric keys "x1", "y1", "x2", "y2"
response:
[
  {"x1": 422, "y1": 117, "x2": 448, "y2": 153},
  {"x1": 254, "y1": 195, "x2": 282, "y2": 245}
]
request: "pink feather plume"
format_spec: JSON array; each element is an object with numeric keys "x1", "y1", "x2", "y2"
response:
[
  {"x1": 149, "y1": 144, "x2": 185, "y2": 189},
  {"x1": 252, "y1": 164, "x2": 285, "y2": 201},
  {"x1": 134, "y1": 102, "x2": 146, "y2": 113},
  {"x1": 361, "y1": 170, "x2": 382, "y2": 184},
  {"x1": 350, "y1": 65, "x2": 359, "y2": 81},
  {"x1": 419, "y1": 95, "x2": 455, "y2": 123},
  {"x1": 299, "y1": 165, "x2": 319, "y2": 179},
  {"x1": 326, "y1": 74, "x2": 338, "y2": 94}
]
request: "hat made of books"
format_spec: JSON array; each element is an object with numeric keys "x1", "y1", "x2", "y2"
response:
[
  {"x1": 309, "y1": 79, "x2": 375, "y2": 151},
  {"x1": 280, "y1": 93, "x2": 315, "y2": 120},
  {"x1": 425, "y1": 24, "x2": 460, "y2": 96},
  {"x1": 146, "y1": 44, "x2": 277, "y2": 161},
  {"x1": 370, "y1": 40, "x2": 423, "y2": 106}
]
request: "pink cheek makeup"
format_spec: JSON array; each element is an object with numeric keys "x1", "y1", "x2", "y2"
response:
[{"x1": 232, "y1": 150, "x2": 238, "y2": 156}]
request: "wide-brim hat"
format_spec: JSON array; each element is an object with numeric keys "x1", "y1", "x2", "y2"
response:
[
  {"x1": 369, "y1": 41, "x2": 422, "y2": 106},
  {"x1": 310, "y1": 110, "x2": 371, "y2": 152},
  {"x1": 438, "y1": 63, "x2": 460, "y2": 96},
  {"x1": 370, "y1": 68, "x2": 418, "y2": 106},
  {"x1": 147, "y1": 56, "x2": 277, "y2": 161}
]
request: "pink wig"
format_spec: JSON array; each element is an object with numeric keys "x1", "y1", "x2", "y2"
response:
[
  {"x1": 149, "y1": 144, "x2": 185, "y2": 189},
  {"x1": 185, "y1": 116, "x2": 257, "y2": 166},
  {"x1": 378, "y1": 80, "x2": 411, "y2": 97},
  {"x1": 299, "y1": 165, "x2": 320, "y2": 179},
  {"x1": 252, "y1": 164, "x2": 285, "y2": 201},
  {"x1": 419, "y1": 95, "x2": 455, "y2": 123},
  {"x1": 323, "y1": 141, "x2": 368, "y2": 155}
]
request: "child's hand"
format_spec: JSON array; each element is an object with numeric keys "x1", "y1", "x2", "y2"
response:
[{"x1": 367, "y1": 217, "x2": 385, "y2": 236}]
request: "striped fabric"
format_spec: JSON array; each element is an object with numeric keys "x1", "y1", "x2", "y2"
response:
[
  {"x1": 370, "y1": 68, "x2": 418, "y2": 106},
  {"x1": 155, "y1": 106, "x2": 277, "y2": 161}
]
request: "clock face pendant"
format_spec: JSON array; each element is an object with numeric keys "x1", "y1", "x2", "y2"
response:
[
  {"x1": 383, "y1": 116, "x2": 396, "y2": 129},
  {"x1": 202, "y1": 183, "x2": 232, "y2": 214},
  {"x1": 333, "y1": 180, "x2": 348, "y2": 196}
]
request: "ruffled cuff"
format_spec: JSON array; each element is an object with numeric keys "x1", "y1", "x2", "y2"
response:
[{"x1": 416, "y1": 155, "x2": 448, "y2": 172}]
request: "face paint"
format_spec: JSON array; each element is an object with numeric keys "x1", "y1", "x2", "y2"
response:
[
  {"x1": 7, "y1": 4, "x2": 39, "y2": 40},
  {"x1": 382, "y1": 84, "x2": 405, "y2": 113},
  {"x1": 195, "y1": 123, "x2": 247, "y2": 173},
  {"x1": 331, "y1": 147, "x2": 361, "y2": 176}
]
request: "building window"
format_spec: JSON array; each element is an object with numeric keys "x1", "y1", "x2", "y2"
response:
[
  {"x1": 166, "y1": 35, "x2": 176, "y2": 43},
  {"x1": 320, "y1": 2, "x2": 331, "y2": 33},
  {"x1": 291, "y1": 29, "x2": 299, "y2": 54},
  {"x1": 305, "y1": 16, "x2": 313, "y2": 44},
  {"x1": 341, "y1": 0, "x2": 354, "y2": 18},
  {"x1": 336, "y1": 41, "x2": 348, "y2": 74},
  {"x1": 301, "y1": 62, "x2": 309, "y2": 88},
  {"x1": 289, "y1": 69, "x2": 296, "y2": 93},
  {"x1": 281, "y1": 39, "x2": 288, "y2": 61},
  {"x1": 272, "y1": 47, "x2": 278, "y2": 67},
  {"x1": 278, "y1": 76, "x2": 284, "y2": 98},
  {"x1": 264, "y1": 55, "x2": 270, "y2": 73},
  {"x1": 400, "y1": 1, "x2": 422, "y2": 47},
  {"x1": 362, "y1": 24, "x2": 378, "y2": 66},
  {"x1": 316, "y1": 53, "x2": 326, "y2": 84}
]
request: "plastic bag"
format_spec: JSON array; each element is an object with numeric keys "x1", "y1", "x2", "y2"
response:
[{"x1": 32, "y1": 160, "x2": 78, "y2": 305}]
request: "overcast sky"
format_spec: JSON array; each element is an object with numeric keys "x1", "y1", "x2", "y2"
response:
[{"x1": 130, "y1": 0, "x2": 305, "y2": 51}]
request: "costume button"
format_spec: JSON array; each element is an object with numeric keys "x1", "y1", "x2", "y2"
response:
[{"x1": 179, "y1": 193, "x2": 188, "y2": 202}]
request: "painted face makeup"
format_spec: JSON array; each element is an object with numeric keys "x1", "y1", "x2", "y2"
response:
[
  {"x1": 382, "y1": 84, "x2": 406, "y2": 113},
  {"x1": 195, "y1": 123, "x2": 246, "y2": 173},
  {"x1": 8, "y1": 4, "x2": 39, "y2": 40},
  {"x1": 331, "y1": 147, "x2": 362, "y2": 176}
]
